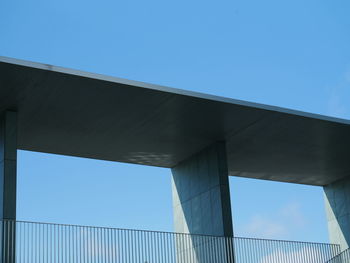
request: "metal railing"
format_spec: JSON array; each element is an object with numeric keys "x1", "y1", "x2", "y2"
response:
[
  {"x1": 0, "y1": 220, "x2": 341, "y2": 263},
  {"x1": 326, "y1": 248, "x2": 350, "y2": 263}
]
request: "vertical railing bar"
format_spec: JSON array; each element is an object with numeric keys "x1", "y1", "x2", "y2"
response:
[
  {"x1": 65, "y1": 225, "x2": 67, "y2": 263},
  {"x1": 231, "y1": 237, "x2": 236, "y2": 263},
  {"x1": 250, "y1": 238, "x2": 255, "y2": 263},
  {"x1": 160, "y1": 232, "x2": 163, "y2": 263},
  {"x1": 143, "y1": 231, "x2": 147, "y2": 263},
  {"x1": 193, "y1": 234, "x2": 197, "y2": 263},
  {"x1": 212, "y1": 236, "x2": 217, "y2": 263},
  {"x1": 83, "y1": 227, "x2": 86, "y2": 263},
  {"x1": 184, "y1": 233, "x2": 188, "y2": 263},
  {"x1": 182, "y1": 233, "x2": 186, "y2": 263},
  {"x1": 166, "y1": 233, "x2": 170, "y2": 263},
  {"x1": 100, "y1": 227, "x2": 103, "y2": 263},
  {"x1": 195, "y1": 235, "x2": 199, "y2": 263},
  {"x1": 2, "y1": 220, "x2": 4, "y2": 263},
  {"x1": 202, "y1": 235, "x2": 206, "y2": 263},
  {"x1": 171, "y1": 233, "x2": 174, "y2": 263},
  {"x1": 131, "y1": 230, "x2": 135, "y2": 263},
  {"x1": 190, "y1": 234, "x2": 194, "y2": 263},
  {"x1": 254, "y1": 237, "x2": 258, "y2": 263},
  {"x1": 226, "y1": 237, "x2": 230, "y2": 263},
  {"x1": 110, "y1": 228, "x2": 113, "y2": 263},
  {"x1": 72, "y1": 226, "x2": 75, "y2": 263},
  {"x1": 104, "y1": 227, "x2": 108, "y2": 263},
  {"x1": 280, "y1": 240, "x2": 285, "y2": 263},
  {"x1": 41, "y1": 223, "x2": 43, "y2": 263},
  {"x1": 217, "y1": 236, "x2": 222, "y2": 263},
  {"x1": 92, "y1": 227, "x2": 96, "y2": 263},
  {"x1": 308, "y1": 242, "x2": 314, "y2": 263},
  {"x1": 302, "y1": 242, "x2": 307, "y2": 263},
  {"x1": 114, "y1": 228, "x2": 117, "y2": 263},
  {"x1": 150, "y1": 231, "x2": 154, "y2": 263},
  {"x1": 142, "y1": 232, "x2": 148, "y2": 262},
  {"x1": 313, "y1": 243, "x2": 319, "y2": 263},
  {"x1": 143, "y1": 231, "x2": 146, "y2": 263},
  {"x1": 17, "y1": 221, "x2": 19, "y2": 263},
  {"x1": 112, "y1": 228, "x2": 115, "y2": 263},
  {"x1": 68, "y1": 225, "x2": 71, "y2": 263},
  {"x1": 292, "y1": 240, "x2": 296, "y2": 263},
  {"x1": 79, "y1": 226, "x2": 82, "y2": 263},
  {"x1": 134, "y1": 230, "x2": 137, "y2": 263},
  {"x1": 235, "y1": 237, "x2": 239, "y2": 263},
  {"x1": 293, "y1": 240, "x2": 298, "y2": 263},
  {"x1": 166, "y1": 232, "x2": 169, "y2": 263},
  {"x1": 16, "y1": 221, "x2": 18, "y2": 263},
  {"x1": 243, "y1": 238, "x2": 247, "y2": 263},
  {"x1": 37, "y1": 222, "x2": 40, "y2": 263},
  {"x1": 159, "y1": 232, "x2": 162, "y2": 263},
  {"x1": 108, "y1": 228, "x2": 111, "y2": 263},
  {"x1": 208, "y1": 235, "x2": 212, "y2": 263},
  {"x1": 46, "y1": 223, "x2": 48, "y2": 263},
  {"x1": 207, "y1": 235, "x2": 212, "y2": 263},
  {"x1": 165, "y1": 233, "x2": 168, "y2": 263},
  {"x1": 19, "y1": 221, "x2": 22, "y2": 263},
  {"x1": 10, "y1": 220, "x2": 13, "y2": 263},
  {"x1": 103, "y1": 227, "x2": 106, "y2": 263},
  {"x1": 93, "y1": 227, "x2": 95, "y2": 263},
  {"x1": 122, "y1": 230, "x2": 125, "y2": 263},
  {"x1": 126, "y1": 229, "x2": 128, "y2": 263},
  {"x1": 228, "y1": 237, "x2": 233, "y2": 263},
  {"x1": 0, "y1": 220, "x2": 2, "y2": 263},
  {"x1": 116, "y1": 229, "x2": 120, "y2": 263},
  {"x1": 170, "y1": 233, "x2": 173, "y2": 263},
  {"x1": 154, "y1": 231, "x2": 157, "y2": 263},
  {"x1": 97, "y1": 227, "x2": 101, "y2": 263}
]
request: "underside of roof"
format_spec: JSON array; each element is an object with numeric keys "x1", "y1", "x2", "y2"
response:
[{"x1": 1, "y1": 56, "x2": 350, "y2": 186}]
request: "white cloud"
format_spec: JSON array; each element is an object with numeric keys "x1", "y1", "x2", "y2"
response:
[
  {"x1": 260, "y1": 247, "x2": 332, "y2": 263},
  {"x1": 243, "y1": 214, "x2": 287, "y2": 239},
  {"x1": 239, "y1": 201, "x2": 307, "y2": 240}
]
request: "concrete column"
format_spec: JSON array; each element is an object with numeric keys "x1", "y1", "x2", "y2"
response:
[
  {"x1": 171, "y1": 142, "x2": 234, "y2": 262},
  {"x1": 324, "y1": 176, "x2": 350, "y2": 251},
  {"x1": 0, "y1": 111, "x2": 17, "y2": 263}
]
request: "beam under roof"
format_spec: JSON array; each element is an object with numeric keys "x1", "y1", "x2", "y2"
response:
[{"x1": 1, "y1": 56, "x2": 350, "y2": 186}]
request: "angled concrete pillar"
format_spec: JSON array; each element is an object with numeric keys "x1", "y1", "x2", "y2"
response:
[
  {"x1": 0, "y1": 111, "x2": 17, "y2": 263},
  {"x1": 324, "y1": 177, "x2": 350, "y2": 252},
  {"x1": 171, "y1": 142, "x2": 234, "y2": 262}
]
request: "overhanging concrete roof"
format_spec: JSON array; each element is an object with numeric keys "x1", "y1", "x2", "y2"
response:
[{"x1": 1, "y1": 56, "x2": 350, "y2": 186}]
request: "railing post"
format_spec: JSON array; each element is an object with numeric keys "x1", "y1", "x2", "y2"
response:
[{"x1": 0, "y1": 111, "x2": 17, "y2": 263}]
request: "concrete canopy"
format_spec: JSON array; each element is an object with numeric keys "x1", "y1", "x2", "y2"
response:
[{"x1": 1, "y1": 56, "x2": 350, "y2": 186}]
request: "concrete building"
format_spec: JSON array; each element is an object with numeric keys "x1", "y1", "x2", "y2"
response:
[{"x1": 1, "y1": 56, "x2": 350, "y2": 261}]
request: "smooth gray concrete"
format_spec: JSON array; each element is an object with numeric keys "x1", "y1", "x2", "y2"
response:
[
  {"x1": 171, "y1": 142, "x2": 233, "y2": 262},
  {"x1": 324, "y1": 177, "x2": 350, "y2": 251},
  {"x1": 171, "y1": 142, "x2": 233, "y2": 236},
  {"x1": 0, "y1": 111, "x2": 17, "y2": 263},
  {"x1": 0, "y1": 111, "x2": 17, "y2": 220}
]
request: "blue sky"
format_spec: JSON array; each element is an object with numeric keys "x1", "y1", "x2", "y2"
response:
[{"x1": 2, "y1": 0, "x2": 350, "y2": 243}]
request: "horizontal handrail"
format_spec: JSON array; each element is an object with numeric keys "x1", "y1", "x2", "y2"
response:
[
  {"x1": 326, "y1": 248, "x2": 350, "y2": 262},
  {"x1": 2, "y1": 219, "x2": 336, "y2": 246},
  {"x1": 0, "y1": 220, "x2": 342, "y2": 263}
]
